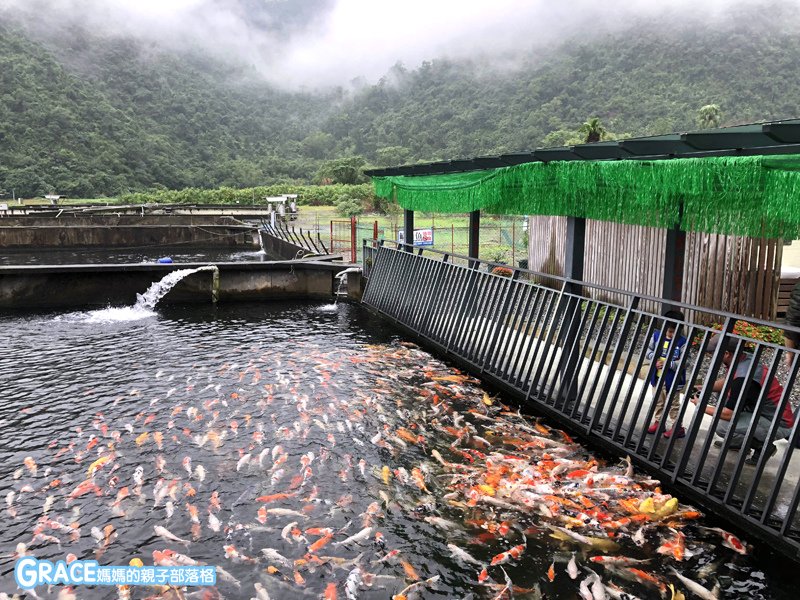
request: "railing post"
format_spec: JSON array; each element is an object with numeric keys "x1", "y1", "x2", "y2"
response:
[
  {"x1": 674, "y1": 316, "x2": 736, "y2": 481},
  {"x1": 481, "y1": 270, "x2": 521, "y2": 373},
  {"x1": 446, "y1": 259, "x2": 481, "y2": 352},
  {"x1": 588, "y1": 295, "x2": 640, "y2": 432}
]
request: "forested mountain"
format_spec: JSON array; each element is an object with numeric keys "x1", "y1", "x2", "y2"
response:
[{"x1": 1, "y1": 2, "x2": 799, "y2": 198}]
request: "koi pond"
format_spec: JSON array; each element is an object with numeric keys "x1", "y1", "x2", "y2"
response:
[
  {"x1": 0, "y1": 301, "x2": 795, "y2": 599},
  {"x1": 0, "y1": 247, "x2": 273, "y2": 266}
]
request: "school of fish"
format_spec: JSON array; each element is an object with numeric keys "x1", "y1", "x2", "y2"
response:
[{"x1": 0, "y1": 335, "x2": 770, "y2": 600}]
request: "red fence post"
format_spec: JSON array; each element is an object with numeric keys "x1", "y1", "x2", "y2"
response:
[
  {"x1": 373, "y1": 220, "x2": 378, "y2": 241},
  {"x1": 330, "y1": 220, "x2": 334, "y2": 254}
]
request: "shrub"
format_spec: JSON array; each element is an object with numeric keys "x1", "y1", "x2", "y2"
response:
[
  {"x1": 491, "y1": 266, "x2": 514, "y2": 277},
  {"x1": 335, "y1": 198, "x2": 364, "y2": 218},
  {"x1": 711, "y1": 320, "x2": 785, "y2": 346}
]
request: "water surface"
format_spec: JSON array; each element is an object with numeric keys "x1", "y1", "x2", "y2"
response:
[{"x1": 0, "y1": 302, "x2": 794, "y2": 599}]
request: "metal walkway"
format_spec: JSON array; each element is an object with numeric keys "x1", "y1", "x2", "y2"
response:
[{"x1": 362, "y1": 240, "x2": 800, "y2": 560}]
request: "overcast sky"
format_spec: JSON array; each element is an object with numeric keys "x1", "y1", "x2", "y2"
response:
[{"x1": 0, "y1": 0, "x2": 777, "y2": 88}]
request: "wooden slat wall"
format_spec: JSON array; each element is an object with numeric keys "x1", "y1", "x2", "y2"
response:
[
  {"x1": 584, "y1": 220, "x2": 666, "y2": 313},
  {"x1": 776, "y1": 277, "x2": 797, "y2": 318},
  {"x1": 527, "y1": 216, "x2": 567, "y2": 277},
  {"x1": 527, "y1": 216, "x2": 783, "y2": 321},
  {"x1": 685, "y1": 231, "x2": 782, "y2": 320}
]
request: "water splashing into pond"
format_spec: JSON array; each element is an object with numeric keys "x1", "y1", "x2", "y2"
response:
[
  {"x1": 135, "y1": 266, "x2": 219, "y2": 310},
  {"x1": 54, "y1": 266, "x2": 220, "y2": 323}
]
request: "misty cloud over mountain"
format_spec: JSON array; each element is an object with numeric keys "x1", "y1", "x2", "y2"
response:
[{"x1": 0, "y1": 0, "x2": 788, "y2": 88}]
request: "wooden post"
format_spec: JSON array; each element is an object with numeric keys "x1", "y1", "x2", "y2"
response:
[
  {"x1": 663, "y1": 204, "x2": 686, "y2": 311},
  {"x1": 556, "y1": 216, "x2": 587, "y2": 408},
  {"x1": 403, "y1": 209, "x2": 414, "y2": 252},
  {"x1": 565, "y1": 216, "x2": 586, "y2": 294},
  {"x1": 469, "y1": 210, "x2": 480, "y2": 265}
]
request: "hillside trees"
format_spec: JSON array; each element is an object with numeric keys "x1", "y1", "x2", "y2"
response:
[{"x1": 1, "y1": 3, "x2": 800, "y2": 198}]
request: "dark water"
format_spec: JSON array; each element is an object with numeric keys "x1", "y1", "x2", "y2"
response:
[
  {"x1": 0, "y1": 247, "x2": 274, "y2": 265},
  {"x1": 0, "y1": 302, "x2": 795, "y2": 599}
]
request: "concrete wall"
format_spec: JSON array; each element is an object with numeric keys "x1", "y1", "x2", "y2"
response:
[
  {"x1": 259, "y1": 231, "x2": 310, "y2": 260},
  {"x1": 0, "y1": 221, "x2": 259, "y2": 248},
  {"x1": 0, "y1": 262, "x2": 343, "y2": 309},
  {"x1": 0, "y1": 215, "x2": 250, "y2": 226}
]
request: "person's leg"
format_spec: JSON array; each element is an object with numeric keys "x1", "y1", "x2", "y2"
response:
[
  {"x1": 652, "y1": 387, "x2": 666, "y2": 422},
  {"x1": 750, "y1": 416, "x2": 792, "y2": 449},
  {"x1": 667, "y1": 389, "x2": 682, "y2": 425},
  {"x1": 720, "y1": 413, "x2": 753, "y2": 449},
  {"x1": 745, "y1": 416, "x2": 789, "y2": 464},
  {"x1": 648, "y1": 387, "x2": 665, "y2": 433}
]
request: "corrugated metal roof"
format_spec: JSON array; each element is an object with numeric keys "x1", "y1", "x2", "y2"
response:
[{"x1": 365, "y1": 118, "x2": 800, "y2": 177}]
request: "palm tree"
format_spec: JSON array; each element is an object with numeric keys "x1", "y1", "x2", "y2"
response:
[
  {"x1": 578, "y1": 117, "x2": 608, "y2": 143},
  {"x1": 698, "y1": 104, "x2": 722, "y2": 129}
]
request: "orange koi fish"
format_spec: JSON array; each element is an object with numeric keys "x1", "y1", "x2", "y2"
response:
[
  {"x1": 68, "y1": 479, "x2": 101, "y2": 500},
  {"x1": 308, "y1": 533, "x2": 333, "y2": 553},
  {"x1": 410, "y1": 468, "x2": 429, "y2": 492},
  {"x1": 400, "y1": 560, "x2": 420, "y2": 581},
  {"x1": 489, "y1": 541, "x2": 526, "y2": 566},
  {"x1": 657, "y1": 530, "x2": 686, "y2": 561},
  {"x1": 255, "y1": 492, "x2": 296, "y2": 504},
  {"x1": 23, "y1": 457, "x2": 38, "y2": 476},
  {"x1": 86, "y1": 455, "x2": 112, "y2": 478}
]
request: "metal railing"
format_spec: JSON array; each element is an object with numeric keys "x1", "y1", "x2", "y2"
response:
[
  {"x1": 261, "y1": 220, "x2": 328, "y2": 255},
  {"x1": 362, "y1": 239, "x2": 800, "y2": 559}
]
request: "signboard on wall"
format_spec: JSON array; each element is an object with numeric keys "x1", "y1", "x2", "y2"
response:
[{"x1": 398, "y1": 228, "x2": 434, "y2": 247}]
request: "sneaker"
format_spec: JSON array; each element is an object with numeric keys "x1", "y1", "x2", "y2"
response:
[
  {"x1": 745, "y1": 444, "x2": 777, "y2": 465},
  {"x1": 647, "y1": 422, "x2": 660, "y2": 434},
  {"x1": 714, "y1": 439, "x2": 742, "y2": 451},
  {"x1": 664, "y1": 427, "x2": 686, "y2": 439}
]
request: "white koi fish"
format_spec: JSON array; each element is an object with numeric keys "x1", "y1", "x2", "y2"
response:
[
  {"x1": 236, "y1": 453, "x2": 251, "y2": 472},
  {"x1": 447, "y1": 544, "x2": 482, "y2": 566},
  {"x1": 153, "y1": 525, "x2": 190, "y2": 545},
  {"x1": 208, "y1": 512, "x2": 221, "y2": 532},
  {"x1": 669, "y1": 568, "x2": 719, "y2": 600},
  {"x1": 334, "y1": 526, "x2": 373, "y2": 547}
]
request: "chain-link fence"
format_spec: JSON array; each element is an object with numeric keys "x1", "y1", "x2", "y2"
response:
[{"x1": 295, "y1": 210, "x2": 529, "y2": 265}]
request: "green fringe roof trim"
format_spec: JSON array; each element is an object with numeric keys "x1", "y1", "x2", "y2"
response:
[{"x1": 372, "y1": 154, "x2": 800, "y2": 238}]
